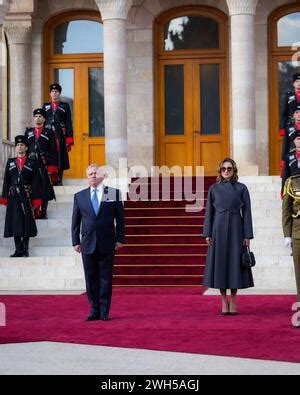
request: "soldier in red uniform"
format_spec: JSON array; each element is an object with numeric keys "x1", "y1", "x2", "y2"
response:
[
  {"x1": 25, "y1": 108, "x2": 57, "y2": 219},
  {"x1": 42, "y1": 83, "x2": 74, "y2": 186},
  {"x1": 281, "y1": 104, "x2": 300, "y2": 166},
  {"x1": 280, "y1": 73, "x2": 300, "y2": 172},
  {"x1": 0, "y1": 136, "x2": 42, "y2": 257}
]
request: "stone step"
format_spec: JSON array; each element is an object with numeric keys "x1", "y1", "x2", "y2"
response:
[
  {"x1": 0, "y1": 254, "x2": 295, "y2": 291},
  {"x1": 0, "y1": 237, "x2": 72, "y2": 247},
  {"x1": 0, "y1": 246, "x2": 76, "y2": 257}
]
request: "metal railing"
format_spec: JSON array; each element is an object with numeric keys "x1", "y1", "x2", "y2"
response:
[{"x1": 1, "y1": 139, "x2": 15, "y2": 178}]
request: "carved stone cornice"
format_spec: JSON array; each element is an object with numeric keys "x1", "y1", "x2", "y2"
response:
[
  {"x1": 95, "y1": 0, "x2": 133, "y2": 21},
  {"x1": 3, "y1": 20, "x2": 32, "y2": 44},
  {"x1": 226, "y1": 0, "x2": 258, "y2": 16}
]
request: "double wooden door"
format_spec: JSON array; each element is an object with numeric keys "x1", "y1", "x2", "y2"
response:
[
  {"x1": 46, "y1": 61, "x2": 105, "y2": 178},
  {"x1": 156, "y1": 58, "x2": 229, "y2": 175}
]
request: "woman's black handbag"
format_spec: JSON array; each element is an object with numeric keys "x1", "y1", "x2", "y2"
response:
[{"x1": 241, "y1": 246, "x2": 256, "y2": 269}]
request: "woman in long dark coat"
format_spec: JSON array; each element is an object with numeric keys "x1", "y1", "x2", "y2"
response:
[{"x1": 203, "y1": 158, "x2": 254, "y2": 315}]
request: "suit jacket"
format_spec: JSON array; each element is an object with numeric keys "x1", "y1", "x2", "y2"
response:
[{"x1": 71, "y1": 186, "x2": 125, "y2": 255}]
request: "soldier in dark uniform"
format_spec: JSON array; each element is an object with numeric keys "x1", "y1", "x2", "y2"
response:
[
  {"x1": 42, "y1": 83, "x2": 74, "y2": 186},
  {"x1": 281, "y1": 104, "x2": 300, "y2": 168},
  {"x1": 25, "y1": 108, "x2": 57, "y2": 219},
  {"x1": 280, "y1": 73, "x2": 300, "y2": 134},
  {"x1": 281, "y1": 127, "x2": 300, "y2": 196},
  {"x1": 282, "y1": 176, "x2": 300, "y2": 318},
  {"x1": 0, "y1": 136, "x2": 42, "y2": 257}
]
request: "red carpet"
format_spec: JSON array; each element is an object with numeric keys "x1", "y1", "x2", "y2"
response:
[{"x1": 1, "y1": 288, "x2": 300, "y2": 363}]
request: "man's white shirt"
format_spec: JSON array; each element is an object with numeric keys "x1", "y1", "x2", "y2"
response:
[{"x1": 90, "y1": 183, "x2": 104, "y2": 209}]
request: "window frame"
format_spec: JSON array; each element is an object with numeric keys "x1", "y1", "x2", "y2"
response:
[
  {"x1": 155, "y1": 6, "x2": 227, "y2": 59},
  {"x1": 44, "y1": 11, "x2": 103, "y2": 63},
  {"x1": 269, "y1": 4, "x2": 300, "y2": 53}
]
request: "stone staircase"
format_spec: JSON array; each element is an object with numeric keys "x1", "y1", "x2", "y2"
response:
[{"x1": 0, "y1": 176, "x2": 296, "y2": 291}]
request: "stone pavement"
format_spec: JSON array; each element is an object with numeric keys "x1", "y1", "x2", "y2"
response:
[{"x1": 0, "y1": 342, "x2": 299, "y2": 375}]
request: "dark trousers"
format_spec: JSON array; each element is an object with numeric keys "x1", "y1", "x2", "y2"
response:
[
  {"x1": 292, "y1": 239, "x2": 300, "y2": 302},
  {"x1": 82, "y1": 249, "x2": 115, "y2": 315}
]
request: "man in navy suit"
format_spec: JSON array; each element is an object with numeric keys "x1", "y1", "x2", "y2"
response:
[{"x1": 72, "y1": 164, "x2": 125, "y2": 321}]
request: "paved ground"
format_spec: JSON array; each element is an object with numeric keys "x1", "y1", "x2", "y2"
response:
[{"x1": 0, "y1": 342, "x2": 299, "y2": 375}]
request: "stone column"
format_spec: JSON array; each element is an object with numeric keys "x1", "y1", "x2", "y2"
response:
[
  {"x1": 4, "y1": 20, "x2": 32, "y2": 139},
  {"x1": 95, "y1": 0, "x2": 133, "y2": 170},
  {"x1": 227, "y1": 0, "x2": 258, "y2": 175}
]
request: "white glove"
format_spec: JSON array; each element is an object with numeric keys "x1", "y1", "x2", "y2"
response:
[{"x1": 284, "y1": 237, "x2": 292, "y2": 249}]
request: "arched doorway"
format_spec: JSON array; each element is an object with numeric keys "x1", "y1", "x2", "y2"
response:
[
  {"x1": 44, "y1": 11, "x2": 105, "y2": 178},
  {"x1": 154, "y1": 6, "x2": 230, "y2": 175},
  {"x1": 269, "y1": 4, "x2": 300, "y2": 175}
]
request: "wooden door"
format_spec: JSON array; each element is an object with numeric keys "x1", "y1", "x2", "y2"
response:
[
  {"x1": 156, "y1": 58, "x2": 229, "y2": 175},
  {"x1": 47, "y1": 61, "x2": 105, "y2": 178},
  {"x1": 192, "y1": 58, "x2": 229, "y2": 174},
  {"x1": 157, "y1": 60, "x2": 194, "y2": 172},
  {"x1": 155, "y1": 6, "x2": 229, "y2": 176}
]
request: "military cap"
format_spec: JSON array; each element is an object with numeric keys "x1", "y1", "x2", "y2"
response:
[
  {"x1": 15, "y1": 135, "x2": 28, "y2": 146},
  {"x1": 293, "y1": 73, "x2": 300, "y2": 83},
  {"x1": 294, "y1": 104, "x2": 300, "y2": 114},
  {"x1": 33, "y1": 108, "x2": 46, "y2": 118},
  {"x1": 49, "y1": 83, "x2": 62, "y2": 93},
  {"x1": 288, "y1": 125, "x2": 300, "y2": 141}
]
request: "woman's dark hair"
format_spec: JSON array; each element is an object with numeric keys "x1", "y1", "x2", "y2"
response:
[{"x1": 216, "y1": 158, "x2": 239, "y2": 183}]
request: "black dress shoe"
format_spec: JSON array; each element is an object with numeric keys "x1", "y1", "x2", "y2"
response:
[
  {"x1": 100, "y1": 313, "x2": 110, "y2": 321},
  {"x1": 86, "y1": 312, "x2": 101, "y2": 321}
]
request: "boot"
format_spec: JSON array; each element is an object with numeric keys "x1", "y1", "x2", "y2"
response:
[
  {"x1": 10, "y1": 237, "x2": 24, "y2": 257},
  {"x1": 58, "y1": 170, "x2": 64, "y2": 186},
  {"x1": 41, "y1": 202, "x2": 48, "y2": 219},
  {"x1": 22, "y1": 237, "x2": 30, "y2": 257}
]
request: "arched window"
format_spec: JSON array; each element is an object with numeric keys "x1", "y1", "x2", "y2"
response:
[
  {"x1": 164, "y1": 15, "x2": 219, "y2": 51},
  {"x1": 277, "y1": 12, "x2": 300, "y2": 47},
  {"x1": 54, "y1": 19, "x2": 103, "y2": 54}
]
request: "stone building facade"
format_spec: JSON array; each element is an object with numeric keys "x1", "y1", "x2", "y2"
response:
[{"x1": 0, "y1": 0, "x2": 299, "y2": 177}]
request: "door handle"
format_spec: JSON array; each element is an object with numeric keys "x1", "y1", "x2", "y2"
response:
[{"x1": 82, "y1": 132, "x2": 89, "y2": 142}]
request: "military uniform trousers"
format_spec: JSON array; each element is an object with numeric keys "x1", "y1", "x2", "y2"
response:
[{"x1": 292, "y1": 238, "x2": 300, "y2": 302}]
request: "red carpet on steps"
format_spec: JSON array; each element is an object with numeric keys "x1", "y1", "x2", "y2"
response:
[
  {"x1": 114, "y1": 177, "x2": 216, "y2": 286},
  {"x1": 1, "y1": 288, "x2": 300, "y2": 363}
]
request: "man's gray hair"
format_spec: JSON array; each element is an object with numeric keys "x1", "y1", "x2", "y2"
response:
[{"x1": 86, "y1": 164, "x2": 100, "y2": 173}]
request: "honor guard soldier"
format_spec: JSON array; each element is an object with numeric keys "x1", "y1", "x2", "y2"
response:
[
  {"x1": 42, "y1": 83, "x2": 74, "y2": 186},
  {"x1": 280, "y1": 73, "x2": 300, "y2": 135},
  {"x1": 282, "y1": 175, "x2": 300, "y2": 310},
  {"x1": 25, "y1": 108, "x2": 57, "y2": 219},
  {"x1": 281, "y1": 127, "x2": 300, "y2": 196},
  {"x1": 281, "y1": 104, "x2": 300, "y2": 166},
  {"x1": 280, "y1": 74, "x2": 300, "y2": 172},
  {"x1": 0, "y1": 136, "x2": 42, "y2": 257}
]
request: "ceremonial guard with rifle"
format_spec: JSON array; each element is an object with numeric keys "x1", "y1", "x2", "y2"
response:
[
  {"x1": 0, "y1": 136, "x2": 42, "y2": 257},
  {"x1": 25, "y1": 108, "x2": 57, "y2": 219},
  {"x1": 43, "y1": 83, "x2": 74, "y2": 186}
]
